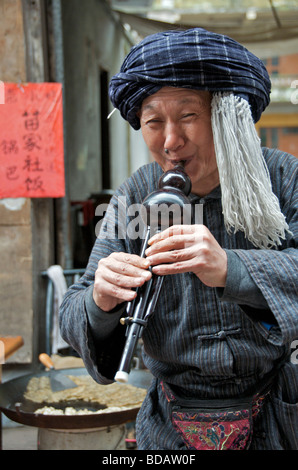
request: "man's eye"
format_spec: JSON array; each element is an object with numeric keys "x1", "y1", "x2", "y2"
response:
[
  {"x1": 146, "y1": 119, "x2": 162, "y2": 125},
  {"x1": 182, "y1": 113, "x2": 195, "y2": 119}
]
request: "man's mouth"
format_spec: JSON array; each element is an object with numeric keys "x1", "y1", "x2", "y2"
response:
[{"x1": 168, "y1": 158, "x2": 191, "y2": 169}]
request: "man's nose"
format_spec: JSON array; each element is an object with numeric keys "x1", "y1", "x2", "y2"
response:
[{"x1": 163, "y1": 123, "x2": 185, "y2": 152}]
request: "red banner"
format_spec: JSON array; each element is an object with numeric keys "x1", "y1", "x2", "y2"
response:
[{"x1": 0, "y1": 83, "x2": 65, "y2": 198}]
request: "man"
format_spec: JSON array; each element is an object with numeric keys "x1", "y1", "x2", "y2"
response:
[{"x1": 59, "y1": 29, "x2": 298, "y2": 450}]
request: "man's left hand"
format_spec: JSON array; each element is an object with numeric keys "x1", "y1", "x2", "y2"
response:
[{"x1": 145, "y1": 225, "x2": 227, "y2": 288}]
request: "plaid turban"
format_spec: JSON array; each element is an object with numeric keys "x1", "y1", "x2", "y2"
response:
[{"x1": 109, "y1": 28, "x2": 271, "y2": 130}]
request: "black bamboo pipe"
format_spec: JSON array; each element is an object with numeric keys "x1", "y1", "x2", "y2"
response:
[{"x1": 114, "y1": 163, "x2": 192, "y2": 382}]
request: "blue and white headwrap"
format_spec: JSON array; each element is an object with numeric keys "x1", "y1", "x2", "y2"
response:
[{"x1": 109, "y1": 28, "x2": 271, "y2": 130}]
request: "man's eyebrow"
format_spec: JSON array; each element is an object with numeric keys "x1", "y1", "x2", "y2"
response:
[{"x1": 141, "y1": 103, "x2": 155, "y2": 111}]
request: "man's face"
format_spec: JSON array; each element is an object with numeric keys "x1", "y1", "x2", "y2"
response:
[{"x1": 138, "y1": 87, "x2": 219, "y2": 196}]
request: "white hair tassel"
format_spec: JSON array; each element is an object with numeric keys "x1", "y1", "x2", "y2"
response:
[{"x1": 211, "y1": 92, "x2": 290, "y2": 249}]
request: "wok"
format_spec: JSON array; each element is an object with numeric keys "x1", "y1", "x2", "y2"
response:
[{"x1": 0, "y1": 367, "x2": 152, "y2": 430}]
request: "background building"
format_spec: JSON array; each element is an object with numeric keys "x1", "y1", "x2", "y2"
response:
[{"x1": 257, "y1": 53, "x2": 298, "y2": 157}]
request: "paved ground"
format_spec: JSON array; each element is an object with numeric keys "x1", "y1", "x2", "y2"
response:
[
  {"x1": 2, "y1": 423, "x2": 38, "y2": 450},
  {"x1": 1, "y1": 365, "x2": 38, "y2": 450}
]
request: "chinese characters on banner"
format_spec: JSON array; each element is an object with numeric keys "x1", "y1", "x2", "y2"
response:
[{"x1": 0, "y1": 83, "x2": 65, "y2": 198}]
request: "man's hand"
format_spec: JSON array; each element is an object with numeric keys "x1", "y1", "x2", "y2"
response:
[
  {"x1": 145, "y1": 225, "x2": 227, "y2": 288},
  {"x1": 93, "y1": 252, "x2": 152, "y2": 312}
]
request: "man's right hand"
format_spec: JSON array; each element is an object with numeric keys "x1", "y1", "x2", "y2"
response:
[{"x1": 93, "y1": 252, "x2": 152, "y2": 312}]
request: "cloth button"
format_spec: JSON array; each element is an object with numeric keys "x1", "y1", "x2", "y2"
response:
[{"x1": 217, "y1": 330, "x2": 226, "y2": 339}]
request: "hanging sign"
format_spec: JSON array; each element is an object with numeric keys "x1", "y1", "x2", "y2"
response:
[{"x1": 0, "y1": 82, "x2": 65, "y2": 198}]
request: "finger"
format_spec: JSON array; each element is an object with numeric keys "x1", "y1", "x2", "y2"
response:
[
  {"x1": 95, "y1": 278, "x2": 138, "y2": 303},
  {"x1": 146, "y1": 233, "x2": 198, "y2": 256},
  {"x1": 104, "y1": 265, "x2": 151, "y2": 288},
  {"x1": 111, "y1": 252, "x2": 151, "y2": 270},
  {"x1": 100, "y1": 252, "x2": 151, "y2": 277},
  {"x1": 149, "y1": 244, "x2": 211, "y2": 275},
  {"x1": 151, "y1": 257, "x2": 196, "y2": 276},
  {"x1": 148, "y1": 225, "x2": 195, "y2": 246},
  {"x1": 111, "y1": 258, "x2": 151, "y2": 278},
  {"x1": 98, "y1": 259, "x2": 151, "y2": 288},
  {"x1": 147, "y1": 244, "x2": 194, "y2": 266}
]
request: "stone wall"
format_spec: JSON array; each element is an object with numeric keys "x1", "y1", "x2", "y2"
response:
[{"x1": 0, "y1": 0, "x2": 33, "y2": 362}]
